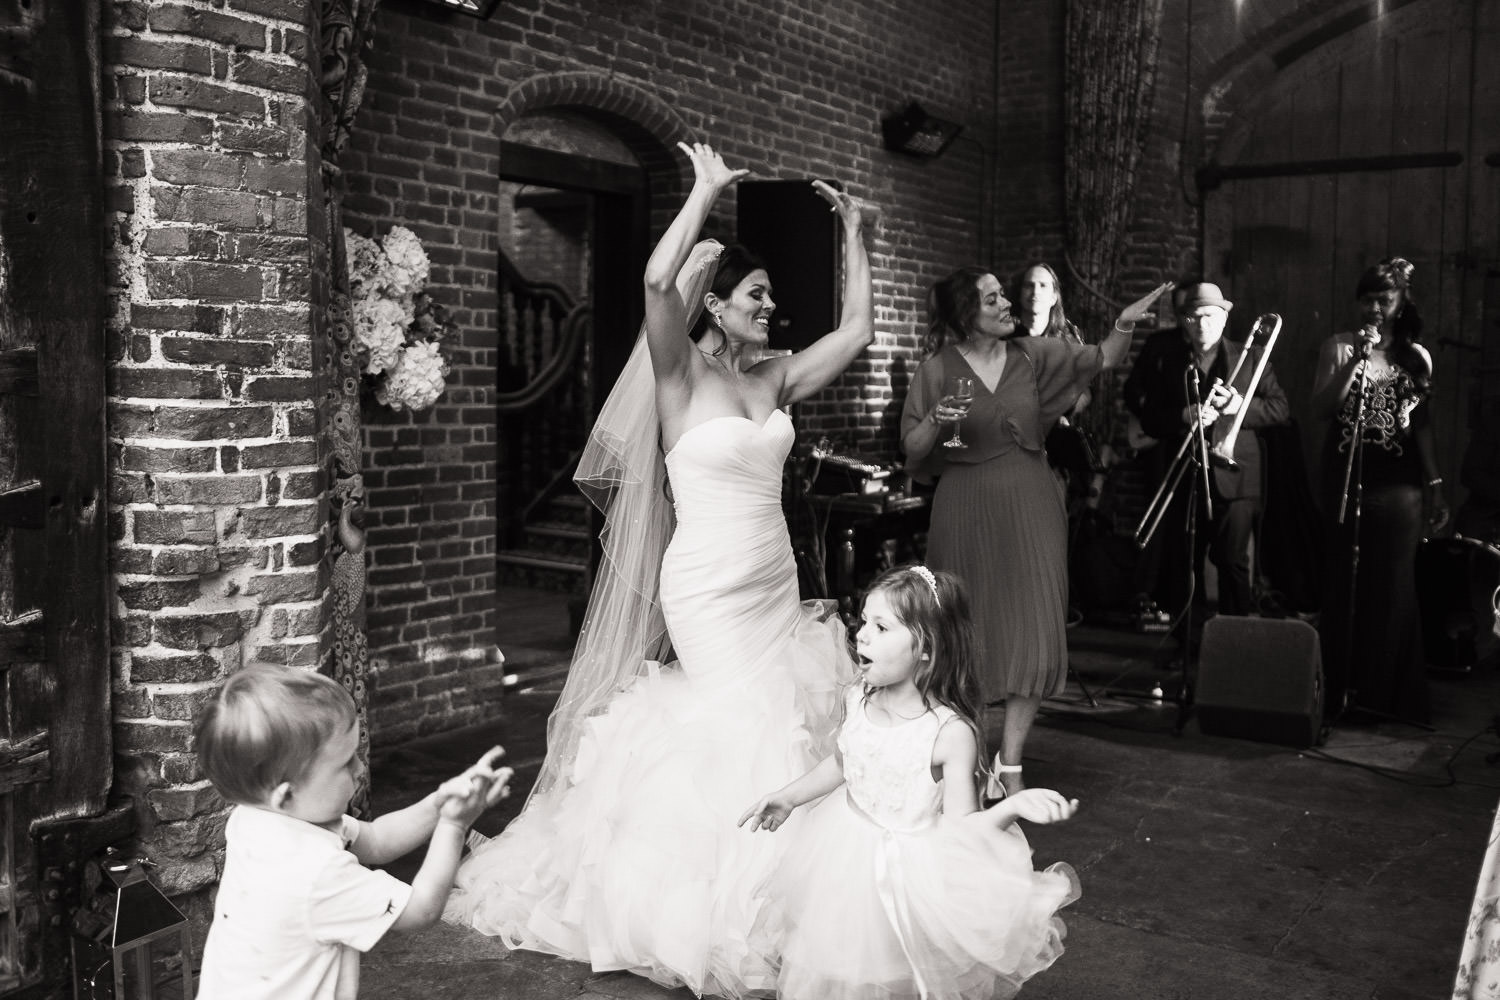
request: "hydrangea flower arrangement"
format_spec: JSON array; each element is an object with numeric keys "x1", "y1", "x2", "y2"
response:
[{"x1": 345, "y1": 225, "x2": 456, "y2": 412}]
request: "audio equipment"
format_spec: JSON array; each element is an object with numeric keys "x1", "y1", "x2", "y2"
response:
[
  {"x1": 809, "y1": 439, "x2": 891, "y2": 496},
  {"x1": 1196, "y1": 616, "x2": 1324, "y2": 748}
]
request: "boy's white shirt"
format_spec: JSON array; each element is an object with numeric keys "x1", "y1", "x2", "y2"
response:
[{"x1": 197, "y1": 804, "x2": 412, "y2": 1000}]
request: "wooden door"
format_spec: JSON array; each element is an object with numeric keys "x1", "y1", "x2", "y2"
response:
[
  {"x1": 1203, "y1": 0, "x2": 1499, "y2": 500},
  {"x1": 0, "y1": 1, "x2": 113, "y2": 993}
]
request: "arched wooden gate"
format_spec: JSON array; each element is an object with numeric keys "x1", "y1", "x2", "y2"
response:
[{"x1": 1202, "y1": 0, "x2": 1499, "y2": 492}]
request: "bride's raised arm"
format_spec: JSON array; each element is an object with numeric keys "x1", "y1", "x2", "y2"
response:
[
  {"x1": 643, "y1": 142, "x2": 747, "y2": 399},
  {"x1": 771, "y1": 181, "x2": 874, "y2": 405}
]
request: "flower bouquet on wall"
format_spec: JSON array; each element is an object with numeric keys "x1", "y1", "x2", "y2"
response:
[{"x1": 345, "y1": 225, "x2": 458, "y2": 412}]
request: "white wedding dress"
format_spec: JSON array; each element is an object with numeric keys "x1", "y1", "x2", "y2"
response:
[{"x1": 446, "y1": 408, "x2": 853, "y2": 998}]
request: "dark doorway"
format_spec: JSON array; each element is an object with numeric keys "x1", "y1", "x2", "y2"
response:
[{"x1": 495, "y1": 122, "x2": 649, "y2": 630}]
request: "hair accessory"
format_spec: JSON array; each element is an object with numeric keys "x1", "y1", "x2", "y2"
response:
[{"x1": 911, "y1": 565, "x2": 941, "y2": 607}]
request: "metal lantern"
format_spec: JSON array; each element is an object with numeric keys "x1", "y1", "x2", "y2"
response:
[{"x1": 70, "y1": 854, "x2": 192, "y2": 1000}]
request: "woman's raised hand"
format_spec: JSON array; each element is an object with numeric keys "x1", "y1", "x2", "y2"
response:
[
  {"x1": 1117, "y1": 281, "x2": 1175, "y2": 327},
  {"x1": 812, "y1": 179, "x2": 862, "y2": 230},
  {"x1": 679, "y1": 141, "x2": 749, "y2": 191}
]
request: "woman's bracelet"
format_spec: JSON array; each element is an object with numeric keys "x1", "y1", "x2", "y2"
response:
[
  {"x1": 1113, "y1": 319, "x2": 1136, "y2": 334},
  {"x1": 1426, "y1": 476, "x2": 1443, "y2": 488}
]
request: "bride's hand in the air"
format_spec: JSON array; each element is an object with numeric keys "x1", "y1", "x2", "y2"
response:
[
  {"x1": 679, "y1": 141, "x2": 749, "y2": 193},
  {"x1": 813, "y1": 179, "x2": 863, "y2": 232}
]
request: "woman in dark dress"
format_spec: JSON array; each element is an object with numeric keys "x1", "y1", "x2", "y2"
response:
[
  {"x1": 901, "y1": 267, "x2": 1168, "y2": 797},
  {"x1": 1312, "y1": 257, "x2": 1449, "y2": 724}
]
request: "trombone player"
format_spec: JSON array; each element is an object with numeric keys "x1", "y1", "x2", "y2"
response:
[{"x1": 1123, "y1": 281, "x2": 1290, "y2": 622}]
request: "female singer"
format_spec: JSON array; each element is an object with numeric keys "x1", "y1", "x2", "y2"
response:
[{"x1": 1311, "y1": 257, "x2": 1448, "y2": 724}]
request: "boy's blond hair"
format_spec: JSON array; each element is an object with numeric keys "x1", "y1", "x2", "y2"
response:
[{"x1": 195, "y1": 665, "x2": 356, "y2": 805}]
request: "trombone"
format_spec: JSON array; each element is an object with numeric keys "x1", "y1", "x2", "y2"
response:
[{"x1": 1133, "y1": 313, "x2": 1282, "y2": 548}]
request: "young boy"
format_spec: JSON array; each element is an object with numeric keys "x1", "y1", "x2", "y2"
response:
[{"x1": 193, "y1": 665, "x2": 511, "y2": 999}]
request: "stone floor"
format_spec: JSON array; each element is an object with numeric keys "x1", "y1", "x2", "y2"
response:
[{"x1": 362, "y1": 588, "x2": 1500, "y2": 999}]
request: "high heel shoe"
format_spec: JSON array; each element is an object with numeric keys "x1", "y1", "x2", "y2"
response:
[{"x1": 982, "y1": 758, "x2": 1023, "y2": 807}]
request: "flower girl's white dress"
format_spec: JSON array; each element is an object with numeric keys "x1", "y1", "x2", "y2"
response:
[{"x1": 751, "y1": 689, "x2": 1080, "y2": 1000}]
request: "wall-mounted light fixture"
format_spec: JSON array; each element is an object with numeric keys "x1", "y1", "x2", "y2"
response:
[
  {"x1": 415, "y1": 0, "x2": 504, "y2": 18},
  {"x1": 880, "y1": 102, "x2": 963, "y2": 158}
]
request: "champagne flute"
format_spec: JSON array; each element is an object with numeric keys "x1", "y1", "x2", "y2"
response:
[{"x1": 942, "y1": 376, "x2": 975, "y2": 449}]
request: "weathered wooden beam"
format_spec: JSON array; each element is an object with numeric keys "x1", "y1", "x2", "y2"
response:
[{"x1": 1197, "y1": 151, "x2": 1463, "y2": 191}]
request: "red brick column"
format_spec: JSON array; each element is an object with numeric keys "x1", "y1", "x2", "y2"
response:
[{"x1": 102, "y1": 0, "x2": 326, "y2": 921}]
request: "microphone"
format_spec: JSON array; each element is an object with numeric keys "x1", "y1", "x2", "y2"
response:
[{"x1": 1357, "y1": 322, "x2": 1379, "y2": 358}]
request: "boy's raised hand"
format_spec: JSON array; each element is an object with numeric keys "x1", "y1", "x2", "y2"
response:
[{"x1": 436, "y1": 746, "x2": 512, "y2": 827}]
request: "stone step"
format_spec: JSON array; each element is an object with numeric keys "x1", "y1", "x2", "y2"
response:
[
  {"x1": 526, "y1": 521, "x2": 590, "y2": 541},
  {"x1": 497, "y1": 549, "x2": 587, "y2": 593},
  {"x1": 497, "y1": 549, "x2": 585, "y2": 571},
  {"x1": 545, "y1": 493, "x2": 592, "y2": 528},
  {"x1": 522, "y1": 521, "x2": 591, "y2": 561}
]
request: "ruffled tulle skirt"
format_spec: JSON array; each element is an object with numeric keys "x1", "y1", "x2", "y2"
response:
[
  {"x1": 443, "y1": 602, "x2": 849, "y2": 999},
  {"x1": 749, "y1": 788, "x2": 1080, "y2": 1000}
]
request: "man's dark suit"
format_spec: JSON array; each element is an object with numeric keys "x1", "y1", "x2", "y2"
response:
[{"x1": 1123, "y1": 328, "x2": 1290, "y2": 616}]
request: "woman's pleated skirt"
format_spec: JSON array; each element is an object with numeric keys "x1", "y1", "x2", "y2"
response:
[{"x1": 925, "y1": 450, "x2": 1069, "y2": 701}]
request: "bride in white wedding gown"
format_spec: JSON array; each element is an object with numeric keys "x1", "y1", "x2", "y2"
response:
[{"x1": 445, "y1": 142, "x2": 874, "y2": 998}]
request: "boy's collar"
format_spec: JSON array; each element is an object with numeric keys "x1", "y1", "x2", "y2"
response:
[{"x1": 237, "y1": 802, "x2": 348, "y2": 839}]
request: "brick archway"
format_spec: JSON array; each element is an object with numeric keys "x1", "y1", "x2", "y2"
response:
[{"x1": 493, "y1": 71, "x2": 694, "y2": 218}]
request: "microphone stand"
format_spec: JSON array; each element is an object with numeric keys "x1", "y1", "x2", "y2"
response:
[{"x1": 1173, "y1": 364, "x2": 1213, "y2": 735}]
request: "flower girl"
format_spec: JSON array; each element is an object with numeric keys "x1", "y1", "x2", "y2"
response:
[{"x1": 739, "y1": 565, "x2": 1080, "y2": 1000}]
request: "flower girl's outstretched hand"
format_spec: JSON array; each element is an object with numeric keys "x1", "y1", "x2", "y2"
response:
[
  {"x1": 985, "y1": 788, "x2": 1079, "y2": 829},
  {"x1": 738, "y1": 793, "x2": 797, "y2": 833},
  {"x1": 679, "y1": 141, "x2": 749, "y2": 192}
]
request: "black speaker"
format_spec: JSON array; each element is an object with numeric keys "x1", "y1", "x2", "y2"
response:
[
  {"x1": 736, "y1": 180, "x2": 841, "y2": 352},
  {"x1": 1196, "y1": 616, "x2": 1324, "y2": 748}
]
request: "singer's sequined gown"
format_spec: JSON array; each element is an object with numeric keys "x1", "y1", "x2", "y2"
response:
[
  {"x1": 445, "y1": 409, "x2": 853, "y2": 998},
  {"x1": 1316, "y1": 333, "x2": 1430, "y2": 723}
]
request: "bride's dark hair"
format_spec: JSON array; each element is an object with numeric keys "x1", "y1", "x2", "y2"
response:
[
  {"x1": 861, "y1": 566, "x2": 984, "y2": 774},
  {"x1": 689, "y1": 244, "x2": 768, "y2": 349}
]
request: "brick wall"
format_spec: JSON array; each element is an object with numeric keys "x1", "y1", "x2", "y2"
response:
[
  {"x1": 342, "y1": 0, "x2": 1005, "y2": 735},
  {"x1": 102, "y1": 0, "x2": 324, "y2": 916}
]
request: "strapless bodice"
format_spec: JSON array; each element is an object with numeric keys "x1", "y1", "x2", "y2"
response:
[{"x1": 664, "y1": 410, "x2": 793, "y2": 530}]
